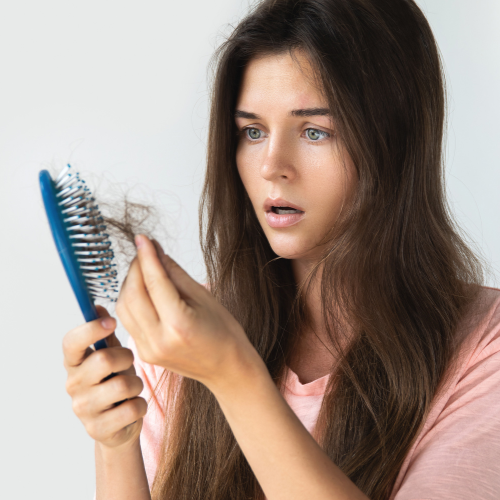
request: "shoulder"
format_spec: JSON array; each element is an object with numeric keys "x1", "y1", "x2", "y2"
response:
[
  {"x1": 457, "y1": 286, "x2": 500, "y2": 368},
  {"x1": 440, "y1": 285, "x2": 500, "y2": 417},
  {"x1": 450, "y1": 285, "x2": 500, "y2": 411},
  {"x1": 390, "y1": 286, "x2": 500, "y2": 500}
]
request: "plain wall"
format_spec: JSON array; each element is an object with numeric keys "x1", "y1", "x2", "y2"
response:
[{"x1": 0, "y1": 1, "x2": 498, "y2": 498}]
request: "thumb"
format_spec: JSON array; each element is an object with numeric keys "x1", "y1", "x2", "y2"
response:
[{"x1": 95, "y1": 305, "x2": 122, "y2": 348}]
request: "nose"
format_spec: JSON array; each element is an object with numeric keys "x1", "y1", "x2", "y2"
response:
[{"x1": 260, "y1": 132, "x2": 297, "y2": 182}]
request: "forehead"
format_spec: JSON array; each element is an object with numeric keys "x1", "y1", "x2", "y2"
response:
[{"x1": 236, "y1": 51, "x2": 326, "y2": 110}]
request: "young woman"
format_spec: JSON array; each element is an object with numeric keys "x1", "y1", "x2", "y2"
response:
[{"x1": 62, "y1": 1, "x2": 500, "y2": 499}]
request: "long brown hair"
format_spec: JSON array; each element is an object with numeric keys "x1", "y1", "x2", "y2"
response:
[{"x1": 150, "y1": 1, "x2": 486, "y2": 498}]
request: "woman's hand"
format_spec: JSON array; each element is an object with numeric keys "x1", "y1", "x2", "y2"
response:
[
  {"x1": 116, "y1": 235, "x2": 263, "y2": 392},
  {"x1": 63, "y1": 306, "x2": 147, "y2": 450}
]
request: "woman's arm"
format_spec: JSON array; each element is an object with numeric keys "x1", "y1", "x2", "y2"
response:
[
  {"x1": 95, "y1": 439, "x2": 151, "y2": 500},
  {"x1": 61, "y1": 307, "x2": 150, "y2": 500},
  {"x1": 210, "y1": 352, "x2": 370, "y2": 500},
  {"x1": 117, "y1": 236, "x2": 370, "y2": 500}
]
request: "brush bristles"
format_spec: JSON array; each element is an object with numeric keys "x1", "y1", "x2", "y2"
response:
[{"x1": 55, "y1": 164, "x2": 118, "y2": 302}]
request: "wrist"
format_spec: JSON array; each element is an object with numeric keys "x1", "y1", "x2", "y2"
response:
[
  {"x1": 206, "y1": 342, "x2": 270, "y2": 400},
  {"x1": 96, "y1": 436, "x2": 142, "y2": 464}
]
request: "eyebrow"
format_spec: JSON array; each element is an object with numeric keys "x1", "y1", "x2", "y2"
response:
[{"x1": 235, "y1": 107, "x2": 331, "y2": 119}]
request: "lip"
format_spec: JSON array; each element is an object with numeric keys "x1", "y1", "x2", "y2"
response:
[
  {"x1": 263, "y1": 197, "x2": 305, "y2": 213},
  {"x1": 263, "y1": 197, "x2": 306, "y2": 228},
  {"x1": 265, "y1": 210, "x2": 305, "y2": 228}
]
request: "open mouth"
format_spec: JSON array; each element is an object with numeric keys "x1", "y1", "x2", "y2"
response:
[
  {"x1": 265, "y1": 205, "x2": 305, "y2": 228},
  {"x1": 271, "y1": 206, "x2": 304, "y2": 215}
]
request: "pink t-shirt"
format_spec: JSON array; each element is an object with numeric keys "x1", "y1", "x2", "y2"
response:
[{"x1": 126, "y1": 286, "x2": 500, "y2": 500}]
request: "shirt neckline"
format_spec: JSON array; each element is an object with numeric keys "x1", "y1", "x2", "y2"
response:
[{"x1": 284, "y1": 365, "x2": 330, "y2": 396}]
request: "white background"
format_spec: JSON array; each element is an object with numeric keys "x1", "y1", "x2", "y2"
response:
[{"x1": 0, "y1": 1, "x2": 498, "y2": 498}]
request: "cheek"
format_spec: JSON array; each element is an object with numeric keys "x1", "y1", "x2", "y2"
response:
[
  {"x1": 235, "y1": 145, "x2": 245, "y2": 183},
  {"x1": 236, "y1": 146, "x2": 259, "y2": 197},
  {"x1": 306, "y1": 161, "x2": 356, "y2": 224}
]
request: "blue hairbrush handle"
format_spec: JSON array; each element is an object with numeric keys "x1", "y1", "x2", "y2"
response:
[
  {"x1": 40, "y1": 166, "x2": 126, "y2": 404},
  {"x1": 39, "y1": 169, "x2": 110, "y2": 351}
]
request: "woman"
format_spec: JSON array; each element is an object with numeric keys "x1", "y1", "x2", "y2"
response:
[{"x1": 63, "y1": 0, "x2": 500, "y2": 499}]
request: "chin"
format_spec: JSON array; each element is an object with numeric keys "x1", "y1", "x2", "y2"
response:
[
  {"x1": 268, "y1": 237, "x2": 324, "y2": 262},
  {"x1": 261, "y1": 226, "x2": 321, "y2": 260},
  {"x1": 268, "y1": 241, "x2": 310, "y2": 260}
]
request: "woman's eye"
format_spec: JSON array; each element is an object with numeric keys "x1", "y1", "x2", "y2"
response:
[
  {"x1": 305, "y1": 128, "x2": 329, "y2": 141},
  {"x1": 246, "y1": 128, "x2": 262, "y2": 140}
]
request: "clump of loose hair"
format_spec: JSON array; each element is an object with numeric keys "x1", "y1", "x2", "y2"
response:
[{"x1": 100, "y1": 199, "x2": 160, "y2": 263}]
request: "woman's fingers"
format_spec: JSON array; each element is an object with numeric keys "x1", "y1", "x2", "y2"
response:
[
  {"x1": 157, "y1": 252, "x2": 205, "y2": 304},
  {"x1": 74, "y1": 373, "x2": 144, "y2": 417},
  {"x1": 65, "y1": 346, "x2": 135, "y2": 399},
  {"x1": 136, "y1": 235, "x2": 206, "y2": 315},
  {"x1": 95, "y1": 306, "x2": 122, "y2": 348},
  {"x1": 153, "y1": 237, "x2": 206, "y2": 303},
  {"x1": 86, "y1": 397, "x2": 148, "y2": 444},
  {"x1": 117, "y1": 257, "x2": 160, "y2": 333},
  {"x1": 134, "y1": 235, "x2": 183, "y2": 321},
  {"x1": 97, "y1": 374, "x2": 144, "y2": 412},
  {"x1": 63, "y1": 314, "x2": 117, "y2": 369},
  {"x1": 78, "y1": 346, "x2": 136, "y2": 387},
  {"x1": 64, "y1": 312, "x2": 147, "y2": 449}
]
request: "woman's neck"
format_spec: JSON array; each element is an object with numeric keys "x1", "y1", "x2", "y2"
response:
[
  {"x1": 289, "y1": 256, "x2": 356, "y2": 384},
  {"x1": 289, "y1": 257, "x2": 336, "y2": 383},
  {"x1": 291, "y1": 256, "x2": 325, "y2": 333}
]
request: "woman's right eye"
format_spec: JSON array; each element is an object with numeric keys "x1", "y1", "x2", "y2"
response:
[{"x1": 245, "y1": 128, "x2": 262, "y2": 140}]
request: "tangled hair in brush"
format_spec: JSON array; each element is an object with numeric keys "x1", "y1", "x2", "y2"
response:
[
  {"x1": 46, "y1": 164, "x2": 172, "y2": 284},
  {"x1": 100, "y1": 199, "x2": 160, "y2": 262}
]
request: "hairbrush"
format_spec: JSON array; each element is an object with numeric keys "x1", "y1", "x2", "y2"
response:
[{"x1": 39, "y1": 164, "x2": 118, "y2": 351}]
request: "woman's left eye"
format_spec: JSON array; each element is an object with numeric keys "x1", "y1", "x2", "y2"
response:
[
  {"x1": 305, "y1": 128, "x2": 330, "y2": 141},
  {"x1": 245, "y1": 128, "x2": 263, "y2": 140}
]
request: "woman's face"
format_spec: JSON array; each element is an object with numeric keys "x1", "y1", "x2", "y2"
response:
[{"x1": 235, "y1": 51, "x2": 358, "y2": 264}]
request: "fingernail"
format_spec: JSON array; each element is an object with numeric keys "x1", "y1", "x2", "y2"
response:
[
  {"x1": 101, "y1": 317, "x2": 115, "y2": 329},
  {"x1": 135, "y1": 234, "x2": 146, "y2": 248}
]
